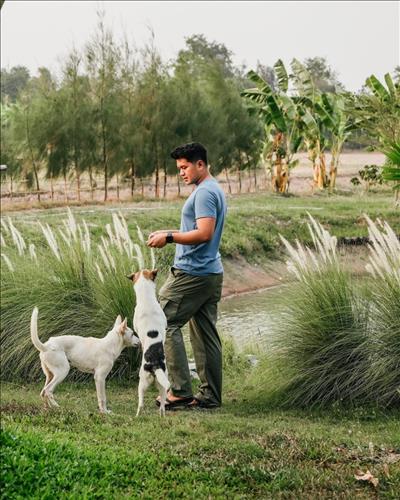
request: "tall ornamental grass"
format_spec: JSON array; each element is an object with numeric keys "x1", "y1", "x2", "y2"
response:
[
  {"x1": 0, "y1": 209, "x2": 155, "y2": 381},
  {"x1": 363, "y1": 217, "x2": 400, "y2": 406},
  {"x1": 248, "y1": 215, "x2": 399, "y2": 408},
  {"x1": 267, "y1": 216, "x2": 369, "y2": 406}
]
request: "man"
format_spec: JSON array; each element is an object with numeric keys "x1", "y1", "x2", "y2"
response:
[{"x1": 147, "y1": 142, "x2": 227, "y2": 409}]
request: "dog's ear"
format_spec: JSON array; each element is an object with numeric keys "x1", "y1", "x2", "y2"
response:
[
  {"x1": 126, "y1": 273, "x2": 135, "y2": 281},
  {"x1": 151, "y1": 269, "x2": 158, "y2": 281},
  {"x1": 114, "y1": 315, "x2": 122, "y2": 328},
  {"x1": 119, "y1": 317, "x2": 128, "y2": 334}
]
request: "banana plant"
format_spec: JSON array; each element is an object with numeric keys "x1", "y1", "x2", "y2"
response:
[
  {"x1": 241, "y1": 60, "x2": 302, "y2": 193},
  {"x1": 316, "y1": 93, "x2": 358, "y2": 191},
  {"x1": 351, "y1": 73, "x2": 400, "y2": 148},
  {"x1": 290, "y1": 58, "x2": 331, "y2": 190},
  {"x1": 382, "y1": 142, "x2": 400, "y2": 205}
]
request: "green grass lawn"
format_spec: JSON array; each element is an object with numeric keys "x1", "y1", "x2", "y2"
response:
[
  {"x1": 1, "y1": 380, "x2": 399, "y2": 499},
  {"x1": 2, "y1": 190, "x2": 399, "y2": 498}
]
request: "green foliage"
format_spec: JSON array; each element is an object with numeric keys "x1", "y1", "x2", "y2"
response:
[
  {"x1": 1, "y1": 27, "x2": 262, "y2": 198},
  {"x1": 351, "y1": 164, "x2": 384, "y2": 191},
  {"x1": 351, "y1": 72, "x2": 400, "y2": 150},
  {"x1": 303, "y1": 56, "x2": 345, "y2": 93},
  {"x1": 1, "y1": 66, "x2": 30, "y2": 102},
  {"x1": 249, "y1": 216, "x2": 400, "y2": 408},
  {"x1": 382, "y1": 142, "x2": 400, "y2": 191},
  {"x1": 0, "y1": 210, "x2": 150, "y2": 381}
]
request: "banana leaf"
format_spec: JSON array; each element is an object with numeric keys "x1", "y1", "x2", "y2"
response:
[
  {"x1": 274, "y1": 59, "x2": 288, "y2": 93},
  {"x1": 365, "y1": 75, "x2": 390, "y2": 101}
]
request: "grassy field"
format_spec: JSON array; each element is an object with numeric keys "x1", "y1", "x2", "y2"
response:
[
  {"x1": 2, "y1": 190, "x2": 399, "y2": 498},
  {"x1": 3, "y1": 190, "x2": 399, "y2": 263},
  {"x1": 1, "y1": 379, "x2": 399, "y2": 499}
]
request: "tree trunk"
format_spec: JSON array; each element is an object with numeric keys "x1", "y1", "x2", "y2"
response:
[
  {"x1": 116, "y1": 174, "x2": 120, "y2": 201},
  {"x1": 272, "y1": 156, "x2": 282, "y2": 193},
  {"x1": 101, "y1": 117, "x2": 108, "y2": 201},
  {"x1": 163, "y1": 160, "x2": 167, "y2": 198},
  {"x1": 224, "y1": 167, "x2": 232, "y2": 194},
  {"x1": 247, "y1": 168, "x2": 252, "y2": 193},
  {"x1": 155, "y1": 162, "x2": 160, "y2": 198},
  {"x1": 177, "y1": 174, "x2": 181, "y2": 196},
  {"x1": 76, "y1": 168, "x2": 81, "y2": 202},
  {"x1": 281, "y1": 162, "x2": 290, "y2": 193},
  {"x1": 317, "y1": 153, "x2": 327, "y2": 190},
  {"x1": 89, "y1": 166, "x2": 95, "y2": 200},
  {"x1": 74, "y1": 145, "x2": 81, "y2": 202},
  {"x1": 63, "y1": 169, "x2": 68, "y2": 202},
  {"x1": 9, "y1": 175, "x2": 13, "y2": 201},
  {"x1": 25, "y1": 116, "x2": 40, "y2": 202},
  {"x1": 140, "y1": 176, "x2": 144, "y2": 197},
  {"x1": 130, "y1": 159, "x2": 135, "y2": 198},
  {"x1": 329, "y1": 156, "x2": 337, "y2": 193},
  {"x1": 237, "y1": 165, "x2": 242, "y2": 194},
  {"x1": 50, "y1": 172, "x2": 54, "y2": 201}
]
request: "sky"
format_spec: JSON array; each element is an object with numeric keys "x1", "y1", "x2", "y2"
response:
[{"x1": 1, "y1": 0, "x2": 399, "y2": 92}]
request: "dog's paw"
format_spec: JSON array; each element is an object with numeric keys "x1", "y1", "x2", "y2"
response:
[{"x1": 100, "y1": 408, "x2": 112, "y2": 415}]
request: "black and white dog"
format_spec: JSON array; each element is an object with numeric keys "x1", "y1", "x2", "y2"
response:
[{"x1": 127, "y1": 269, "x2": 170, "y2": 416}]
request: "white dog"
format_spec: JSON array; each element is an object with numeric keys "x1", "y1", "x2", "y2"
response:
[
  {"x1": 127, "y1": 269, "x2": 170, "y2": 416},
  {"x1": 30, "y1": 307, "x2": 140, "y2": 413}
]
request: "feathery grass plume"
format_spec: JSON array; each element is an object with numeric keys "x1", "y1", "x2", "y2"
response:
[
  {"x1": 1, "y1": 233, "x2": 6, "y2": 247},
  {"x1": 260, "y1": 215, "x2": 368, "y2": 407},
  {"x1": 150, "y1": 247, "x2": 156, "y2": 270},
  {"x1": 94, "y1": 262, "x2": 105, "y2": 283},
  {"x1": 365, "y1": 216, "x2": 400, "y2": 284},
  {"x1": 39, "y1": 222, "x2": 61, "y2": 261},
  {"x1": 1, "y1": 253, "x2": 14, "y2": 272},
  {"x1": 82, "y1": 220, "x2": 91, "y2": 254},
  {"x1": 100, "y1": 236, "x2": 110, "y2": 251},
  {"x1": 1, "y1": 217, "x2": 10, "y2": 235},
  {"x1": 105, "y1": 223, "x2": 115, "y2": 246},
  {"x1": 7, "y1": 217, "x2": 26, "y2": 256},
  {"x1": 58, "y1": 228, "x2": 72, "y2": 246},
  {"x1": 66, "y1": 207, "x2": 78, "y2": 242},
  {"x1": 118, "y1": 212, "x2": 134, "y2": 258},
  {"x1": 136, "y1": 224, "x2": 145, "y2": 245},
  {"x1": 111, "y1": 213, "x2": 124, "y2": 253},
  {"x1": 134, "y1": 243, "x2": 145, "y2": 269},
  {"x1": 280, "y1": 215, "x2": 338, "y2": 281},
  {"x1": 29, "y1": 244, "x2": 37, "y2": 261},
  {"x1": 98, "y1": 243, "x2": 111, "y2": 271},
  {"x1": 363, "y1": 217, "x2": 400, "y2": 406}
]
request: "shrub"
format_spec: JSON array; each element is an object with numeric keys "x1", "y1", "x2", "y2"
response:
[
  {"x1": 0, "y1": 209, "x2": 155, "y2": 381},
  {"x1": 362, "y1": 217, "x2": 400, "y2": 406},
  {"x1": 248, "y1": 215, "x2": 400, "y2": 408}
]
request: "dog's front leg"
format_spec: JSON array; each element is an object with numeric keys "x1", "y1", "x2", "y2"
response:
[{"x1": 94, "y1": 368, "x2": 112, "y2": 414}]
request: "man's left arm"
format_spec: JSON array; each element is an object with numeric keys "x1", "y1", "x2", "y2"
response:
[{"x1": 147, "y1": 218, "x2": 215, "y2": 248}]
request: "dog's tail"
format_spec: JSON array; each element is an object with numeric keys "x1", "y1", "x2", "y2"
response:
[
  {"x1": 154, "y1": 369, "x2": 170, "y2": 391},
  {"x1": 30, "y1": 307, "x2": 47, "y2": 352}
]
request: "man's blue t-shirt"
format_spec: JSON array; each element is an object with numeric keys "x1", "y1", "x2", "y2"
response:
[{"x1": 174, "y1": 178, "x2": 227, "y2": 276}]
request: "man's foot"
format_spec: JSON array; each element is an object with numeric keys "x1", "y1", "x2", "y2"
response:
[
  {"x1": 187, "y1": 397, "x2": 220, "y2": 410},
  {"x1": 155, "y1": 392, "x2": 193, "y2": 410}
]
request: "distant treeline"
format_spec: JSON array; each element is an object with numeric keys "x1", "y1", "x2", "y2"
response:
[{"x1": 0, "y1": 16, "x2": 382, "y2": 200}]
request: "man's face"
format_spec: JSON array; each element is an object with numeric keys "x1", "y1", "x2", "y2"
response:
[{"x1": 176, "y1": 158, "x2": 204, "y2": 185}]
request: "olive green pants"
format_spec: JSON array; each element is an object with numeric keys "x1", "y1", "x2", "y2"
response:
[{"x1": 159, "y1": 268, "x2": 224, "y2": 406}]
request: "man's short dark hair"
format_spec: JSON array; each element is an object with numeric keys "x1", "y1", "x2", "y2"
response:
[{"x1": 170, "y1": 142, "x2": 208, "y2": 165}]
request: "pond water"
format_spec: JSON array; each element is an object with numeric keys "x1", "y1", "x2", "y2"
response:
[{"x1": 217, "y1": 285, "x2": 287, "y2": 351}]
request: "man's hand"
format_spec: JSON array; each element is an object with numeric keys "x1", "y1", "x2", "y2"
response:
[{"x1": 147, "y1": 232, "x2": 167, "y2": 248}]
